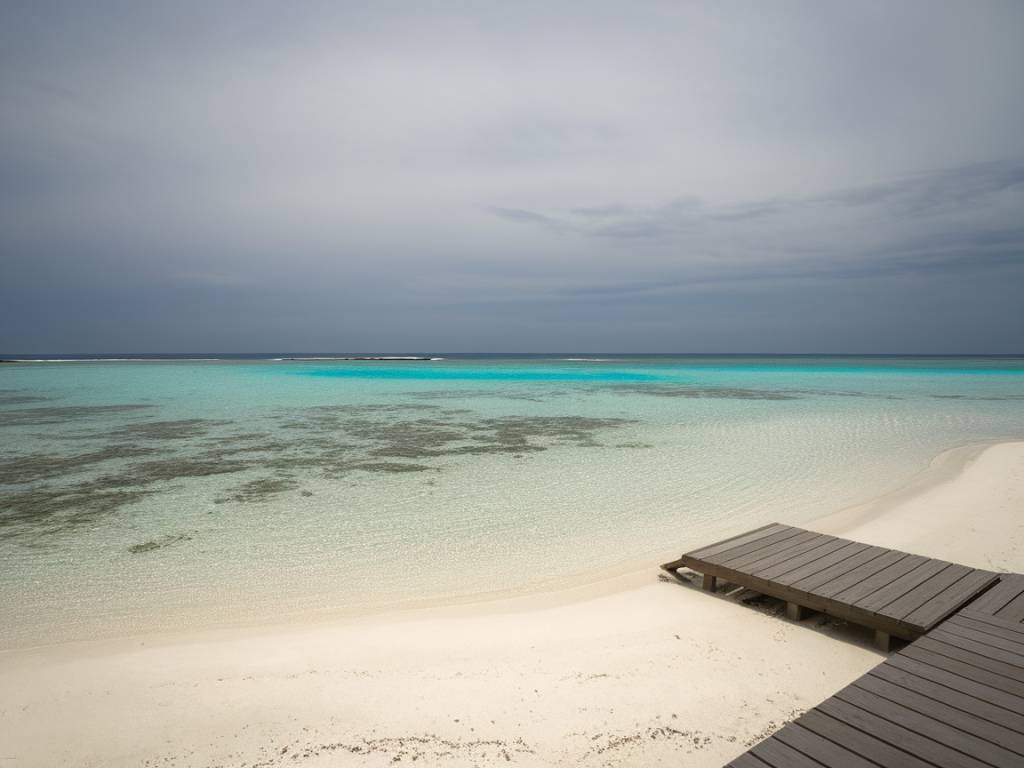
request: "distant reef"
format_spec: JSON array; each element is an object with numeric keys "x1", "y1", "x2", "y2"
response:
[{"x1": 274, "y1": 356, "x2": 443, "y2": 361}]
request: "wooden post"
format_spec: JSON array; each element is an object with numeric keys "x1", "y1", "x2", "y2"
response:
[
  {"x1": 702, "y1": 573, "x2": 717, "y2": 592},
  {"x1": 874, "y1": 630, "x2": 890, "y2": 653},
  {"x1": 786, "y1": 602, "x2": 807, "y2": 621}
]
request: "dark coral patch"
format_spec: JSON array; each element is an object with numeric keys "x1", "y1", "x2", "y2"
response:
[{"x1": 0, "y1": 404, "x2": 155, "y2": 427}]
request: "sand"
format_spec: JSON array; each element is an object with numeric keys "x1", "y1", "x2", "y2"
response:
[{"x1": 2, "y1": 440, "x2": 1023, "y2": 767}]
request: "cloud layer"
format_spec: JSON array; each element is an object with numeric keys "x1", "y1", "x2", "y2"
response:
[{"x1": 1, "y1": 1, "x2": 1022, "y2": 352}]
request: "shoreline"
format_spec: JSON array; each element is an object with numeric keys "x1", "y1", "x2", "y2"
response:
[
  {"x1": 0, "y1": 438, "x2": 1010, "y2": 656},
  {"x1": 2, "y1": 439, "x2": 1022, "y2": 766}
]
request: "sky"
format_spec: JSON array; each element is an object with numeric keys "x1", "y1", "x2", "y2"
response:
[{"x1": 1, "y1": 1, "x2": 1023, "y2": 354}]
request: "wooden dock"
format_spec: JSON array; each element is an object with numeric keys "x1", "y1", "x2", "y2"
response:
[
  {"x1": 665, "y1": 525, "x2": 1024, "y2": 767},
  {"x1": 661, "y1": 523, "x2": 999, "y2": 650},
  {"x1": 727, "y1": 587, "x2": 1024, "y2": 768}
]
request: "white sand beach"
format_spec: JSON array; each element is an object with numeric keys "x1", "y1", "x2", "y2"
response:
[{"x1": 2, "y1": 441, "x2": 1022, "y2": 768}]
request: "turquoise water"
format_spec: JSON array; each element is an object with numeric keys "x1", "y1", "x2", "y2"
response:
[{"x1": 1, "y1": 355, "x2": 1023, "y2": 647}]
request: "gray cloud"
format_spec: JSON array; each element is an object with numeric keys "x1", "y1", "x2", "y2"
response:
[
  {"x1": 486, "y1": 207, "x2": 561, "y2": 228},
  {"x1": 1, "y1": 1, "x2": 1023, "y2": 353}
]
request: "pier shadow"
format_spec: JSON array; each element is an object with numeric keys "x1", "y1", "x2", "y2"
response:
[{"x1": 657, "y1": 569, "x2": 898, "y2": 655}]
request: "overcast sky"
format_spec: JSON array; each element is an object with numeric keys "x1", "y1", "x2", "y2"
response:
[{"x1": 1, "y1": 1, "x2": 1022, "y2": 353}]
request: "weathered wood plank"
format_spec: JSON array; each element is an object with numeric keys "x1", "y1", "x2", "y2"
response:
[
  {"x1": 904, "y1": 570, "x2": 1000, "y2": 629},
  {"x1": 950, "y1": 612, "x2": 1024, "y2": 646},
  {"x1": 692, "y1": 526, "x2": 799, "y2": 565},
  {"x1": 756, "y1": 537, "x2": 852, "y2": 582},
  {"x1": 800, "y1": 705, "x2": 942, "y2": 768},
  {"x1": 819, "y1": 694, "x2": 993, "y2": 768},
  {"x1": 939, "y1": 619, "x2": 1024, "y2": 658},
  {"x1": 814, "y1": 549, "x2": 908, "y2": 599},
  {"x1": 901, "y1": 644, "x2": 1024, "y2": 698},
  {"x1": 834, "y1": 684, "x2": 1020, "y2": 768},
  {"x1": 927, "y1": 627, "x2": 1024, "y2": 669},
  {"x1": 788, "y1": 544, "x2": 889, "y2": 592},
  {"x1": 724, "y1": 753, "x2": 765, "y2": 768},
  {"x1": 721, "y1": 530, "x2": 823, "y2": 570},
  {"x1": 775, "y1": 717, "x2": 887, "y2": 768},
  {"x1": 870, "y1": 662, "x2": 1024, "y2": 734},
  {"x1": 885, "y1": 651, "x2": 1024, "y2": 714},
  {"x1": 995, "y1": 590, "x2": 1024, "y2": 623},
  {"x1": 773, "y1": 540, "x2": 869, "y2": 587},
  {"x1": 957, "y1": 607, "x2": 1024, "y2": 633},
  {"x1": 683, "y1": 522, "x2": 785, "y2": 561},
  {"x1": 737, "y1": 533, "x2": 836, "y2": 575},
  {"x1": 748, "y1": 732, "x2": 831, "y2": 768},
  {"x1": 855, "y1": 674, "x2": 1024, "y2": 757},
  {"x1": 851, "y1": 558, "x2": 948, "y2": 614},
  {"x1": 963, "y1": 574, "x2": 1024, "y2": 616},
  {"x1": 694, "y1": 531, "x2": 807, "y2": 572},
  {"x1": 831, "y1": 553, "x2": 928, "y2": 605},
  {"x1": 883, "y1": 564, "x2": 972, "y2": 621},
  {"x1": 797, "y1": 710, "x2": 941, "y2": 767}
]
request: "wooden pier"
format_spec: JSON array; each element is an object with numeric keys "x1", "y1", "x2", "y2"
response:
[
  {"x1": 664, "y1": 525, "x2": 1024, "y2": 767},
  {"x1": 728, "y1": 585, "x2": 1024, "y2": 768},
  {"x1": 661, "y1": 523, "x2": 998, "y2": 651}
]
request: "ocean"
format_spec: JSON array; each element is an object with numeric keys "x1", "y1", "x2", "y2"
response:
[{"x1": 1, "y1": 354, "x2": 1022, "y2": 647}]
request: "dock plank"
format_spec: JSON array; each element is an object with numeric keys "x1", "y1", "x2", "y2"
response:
[
  {"x1": 775, "y1": 718, "x2": 887, "y2": 768},
  {"x1": 685, "y1": 523, "x2": 786, "y2": 561},
  {"x1": 937, "y1": 620, "x2": 1024, "y2": 658},
  {"x1": 995, "y1": 591, "x2": 1024, "y2": 623},
  {"x1": 756, "y1": 537, "x2": 852, "y2": 582},
  {"x1": 901, "y1": 643, "x2": 1024, "y2": 698},
  {"x1": 950, "y1": 612, "x2": 1024, "y2": 645},
  {"x1": 904, "y1": 570, "x2": 999, "y2": 628},
  {"x1": 721, "y1": 530, "x2": 823, "y2": 570},
  {"x1": 833, "y1": 554, "x2": 930, "y2": 606},
  {"x1": 703, "y1": 529, "x2": 810, "y2": 571},
  {"x1": 793, "y1": 711, "x2": 935, "y2": 767},
  {"x1": 696, "y1": 526, "x2": 801, "y2": 565},
  {"x1": 960, "y1": 573, "x2": 1024, "y2": 617},
  {"x1": 853, "y1": 558, "x2": 950, "y2": 613},
  {"x1": 724, "y1": 754, "x2": 764, "y2": 768},
  {"x1": 883, "y1": 564, "x2": 972, "y2": 620},
  {"x1": 885, "y1": 651, "x2": 1024, "y2": 712},
  {"x1": 773, "y1": 540, "x2": 869, "y2": 586},
  {"x1": 855, "y1": 673, "x2": 1024, "y2": 757},
  {"x1": 870, "y1": 662, "x2": 1024, "y2": 733},
  {"x1": 737, "y1": 533, "x2": 835, "y2": 575},
  {"x1": 836, "y1": 684, "x2": 1019, "y2": 768},
  {"x1": 787, "y1": 544, "x2": 888, "y2": 592},
  {"x1": 786, "y1": 715, "x2": 925, "y2": 767},
  {"x1": 747, "y1": 732, "x2": 833, "y2": 768},
  {"x1": 814, "y1": 550, "x2": 908, "y2": 599},
  {"x1": 926, "y1": 627, "x2": 1024, "y2": 669},
  {"x1": 818, "y1": 695, "x2": 991, "y2": 768}
]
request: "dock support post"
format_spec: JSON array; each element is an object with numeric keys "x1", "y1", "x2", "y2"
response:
[
  {"x1": 702, "y1": 573, "x2": 717, "y2": 592},
  {"x1": 874, "y1": 630, "x2": 890, "y2": 652},
  {"x1": 786, "y1": 602, "x2": 808, "y2": 621}
]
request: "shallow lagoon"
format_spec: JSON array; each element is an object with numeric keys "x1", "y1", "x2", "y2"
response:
[{"x1": 2, "y1": 355, "x2": 1023, "y2": 646}]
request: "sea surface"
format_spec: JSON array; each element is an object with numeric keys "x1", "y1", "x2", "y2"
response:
[{"x1": 1, "y1": 354, "x2": 1023, "y2": 648}]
